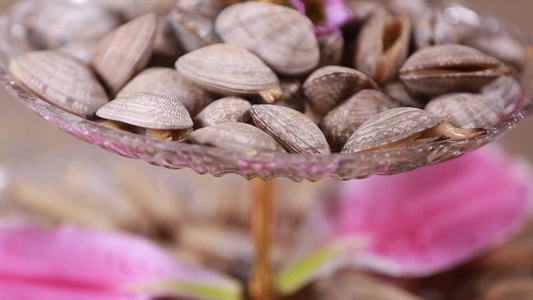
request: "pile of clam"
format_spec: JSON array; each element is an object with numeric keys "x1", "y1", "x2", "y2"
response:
[{"x1": 7, "y1": 0, "x2": 530, "y2": 154}]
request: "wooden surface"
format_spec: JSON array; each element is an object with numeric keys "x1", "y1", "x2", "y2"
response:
[{"x1": 0, "y1": 0, "x2": 532, "y2": 162}]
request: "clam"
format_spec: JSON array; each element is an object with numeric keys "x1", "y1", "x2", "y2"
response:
[
  {"x1": 482, "y1": 76, "x2": 523, "y2": 111},
  {"x1": 414, "y1": 8, "x2": 459, "y2": 49},
  {"x1": 91, "y1": 14, "x2": 157, "y2": 95},
  {"x1": 24, "y1": 2, "x2": 120, "y2": 50},
  {"x1": 383, "y1": 81, "x2": 425, "y2": 108},
  {"x1": 9, "y1": 50, "x2": 108, "y2": 118},
  {"x1": 276, "y1": 80, "x2": 305, "y2": 113},
  {"x1": 168, "y1": 7, "x2": 221, "y2": 53},
  {"x1": 176, "y1": 0, "x2": 224, "y2": 20},
  {"x1": 464, "y1": 35, "x2": 527, "y2": 72},
  {"x1": 216, "y1": 2, "x2": 320, "y2": 75},
  {"x1": 251, "y1": 105, "x2": 331, "y2": 154},
  {"x1": 150, "y1": 17, "x2": 183, "y2": 67},
  {"x1": 176, "y1": 43, "x2": 283, "y2": 103},
  {"x1": 425, "y1": 93, "x2": 504, "y2": 129},
  {"x1": 400, "y1": 44, "x2": 511, "y2": 97},
  {"x1": 317, "y1": 31, "x2": 344, "y2": 68},
  {"x1": 342, "y1": 107, "x2": 441, "y2": 153},
  {"x1": 190, "y1": 122, "x2": 287, "y2": 153},
  {"x1": 96, "y1": 92, "x2": 193, "y2": 132},
  {"x1": 58, "y1": 40, "x2": 99, "y2": 65},
  {"x1": 344, "y1": 1, "x2": 385, "y2": 27},
  {"x1": 355, "y1": 8, "x2": 411, "y2": 84},
  {"x1": 385, "y1": 0, "x2": 428, "y2": 23},
  {"x1": 194, "y1": 97, "x2": 251, "y2": 128},
  {"x1": 303, "y1": 66, "x2": 379, "y2": 118},
  {"x1": 121, "y1": 0, "x2": 178, "y2": 20},
  {"x1": 321, "y1": 90, "x2": 400, "y2": 151},
  {"x1": 117, "y1": 68, "x2": 214, "y2": 118}
]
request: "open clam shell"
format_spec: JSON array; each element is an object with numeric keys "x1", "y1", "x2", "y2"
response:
[
  {"x1": 194, "y1": 97, "x2": 251, "y2": 128},
  {"x1": 9, "y1": 50, "x2": 108, "y2": 118},
  {"x1": 216, "y1": 2, "x2": 319, "y2": 76}
]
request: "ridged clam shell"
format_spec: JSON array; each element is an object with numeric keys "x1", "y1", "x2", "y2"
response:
[
  {"x1": 117, "y1": 68, "x2": 214, "y2": 117},
  {"x1": 342, "y1": 107, "x2": 441, "y2": 153},
  {"x1": 303, "y1": 66, "x2": 379, "y2": 118},
  {"x1": 9, "y1": 50, "x2": 108, "y2": 118},
  {"x1": 176, "y1": 43, "x2": 282, "y2": 101},
  {"x1": 414, "y1": 8, "x2": 458, "y2": 49},
  {"x1": 190, "y1": 122, "x2": 287, "y2": 153},
  {"x1": 194, "y1": 97, "x2": 251, "y2": 128},
  {"x1": 216, "y1": 2, "x2": 319, "y2": 75},
  {"x1": 355, "y1": 9, "x2": 411, "y2": 84},
  {"x1": 464, "y1": 35, "x2": 527, "y2": 72},
  {"x1": 383, "y1": 81, "x2": 425, "y2": 108},
  {"x1": 91, "y1": 14, "x2": 157, "y2": 95},
  {"x1": 321, "y1": 90, "x2": 400, "y2": 151},
  {"x1": 317, "y1": 31, "x2": 344, "y2": 68},
  {"x1": 168, "y1": 7, "x2": 221, "y2": 53},
  {"x1": 251, "y1": 105, "x2": 331, "y2": 154},
  {"x1": 425, "y1": 93, "x2": 504, "y2": 129},
  {"x1": 58, "y1": 40, "x2": 99, "y2": 65},
  {"x1": 481, "y1": 76, "x2": 523, "y2": 109},
  {"x1": 400, "y1": 44, "x2": 510, "y2": 97},
  {"x1": 25, "y1": 2, "x2": 120, "y2": 50},
  {"x1": 96, "y1": 92, "x2": 193, "y2": 130}
]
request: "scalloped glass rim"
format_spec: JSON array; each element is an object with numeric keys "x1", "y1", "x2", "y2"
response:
[{"x1": 1, "y1": 3, "x2": 532, "y2": 181}]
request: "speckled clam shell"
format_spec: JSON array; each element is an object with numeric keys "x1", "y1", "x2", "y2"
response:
[
  {"x1": 176, "y1": 43, "x2": 282, "y2": 101},
  {"x1": 481, "y1": 76, "x2": 523, "y2": 110},
  {"x1": 117, "y1": 68, "x2": 214, "y2": 118},
  {"x1": 400, "y1": 44, "x2": 510, "y2": 97},
  {"x1": 25, "y1": 2, "x2": 120, "y2": 50},
  {"x1": 91, "y1": 14, "x2": 157, "y2": 95},
  {"x1": 9, "y1": 50, "x2": 108, "y2": 118},
  {"x1": 414, "y1": 8, "x2": 459, "y2": 49},
  {"x1": 383, "y1": 81, "x2": 425, "y2": 108},
  {"x1": 342, "y1": 107, "x2": 441, "y2": 153},
  {"x1": 58, "y1": 40, "x2": 99, "y2": 65},
  {"x1": 321, "y1": 90, "x2": 400, "y2": 151},
  {"x1": 355, "y1": 9, "x2": 411, "y2": 84},
  {"x1": 216, "y1": 2, "x2": 320, "y2": 75},
  {"x1": 194, "y1": 97, "x2": 251, "y2": 128},
  {"x1": 464, "y1": 35, "x2": 527, "y2": 72},
  {"x1": 425, "y1": 93, "x2": 504, "y2": 129},
  {"x1": 190, "y1": 122, "x2": 287, "y2": 153},
  {"x1": 303, "y1": 66, "x2": 379, "y2": 118},
  {"x1": 318, "y1": 31, "x2": 344, "y2": 68},
  {"x1": 251, "y1": 105, "x2": 331, "y2": 154},
  {"x1": 168, "y1": 7, "x2": 221, "y2": 53},
  {"x1": 96, "y1": 92, "x2": 193, "y2": 130}
]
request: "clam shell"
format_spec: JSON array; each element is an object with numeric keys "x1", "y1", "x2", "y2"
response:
[
  {"x1": 216, "y1": 2, "x2": 319, "y2": 75},
  {"x1": 464, "y1": 35, "x2": 527, "y2": 72},
  {"x1": 117, "y1": 68, "x2": 214, "y2": 117},
  {"x1": 482, "y1": 76, "x2": 523, "y2": 110},
  {"x1": 414, "y1": 8, "x2": 459, "y2": 49},
  {"x1": 168, "y1": 7, "x2": 221, "y2": 53},
  {"x1": 276, "y1": 80, "x2": 305, "y2": 113},
  {"x1": 9, "y1": 50, "x2": 108, "y2": 118},
  {"x1": 96, "y1": 92, "x2": 193, "y2": 130},
  {"x1": 345, "y1": 1, "x2": 385, "y2": 26},
  {"x1": 25, "y1": 2, "x2": 120, "y2": 50},
  {"x1": 150, "y1": 17, "x2": 183, "y2": 67},
  {"x1": 91, "y1": 14, "x2": 157, "y2": 95},
  {"x1": 176, "y1": 43, "x2": 282, "y2": 102},
  {"x1": 303, "y1": 66, "x2": 379, "y2": 118},
  {"x1": 317, "y1": 31, "x2": 344, "y2": 68},
  {"x1": 190, "y1": 122, "x2": 287, "y2": 153},
  {"x1": 251, "y1": 105, "x2": 331, "y2": 154},
  {"x1": 58, "y1": 40, "x2": 99, "y2": 65},
  {"x1": 342, "y1": 107, "x2": 441, "y2": 153},
  {"x1": 383, "y1": 81, "x2": 425, "y2": 108},
  {"x1": 194, "y1": 97, "x2": 251, "y2": 128},
  {"x1": 400, "y1": 44, "x2": 510, "y2": 97},
  {"x1": 122, "y1": 0, "x2": 177, "y2": 20},
  {"x1": 176, "y1": 0, "x2": 223, "y2": 20},
  {"x1": 355, "y1": 9, "x2": 411, "y2": 84},
  {"x1": 425, "y1": 93, "x2": 504, "y2": 129},
  {"x1": 321, "y1": 90, "x2": 400, "y2": 151}
]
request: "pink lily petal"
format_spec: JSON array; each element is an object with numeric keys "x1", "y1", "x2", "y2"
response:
[
  {"x1": 0, "y1": 224, "x2": 242, "y2": 300},
  {"x1": 278, "y1": 147, "x2": 532, "y2": 293}
]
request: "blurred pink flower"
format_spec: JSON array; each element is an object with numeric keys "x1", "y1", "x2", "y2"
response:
[
  {"x1": 277, "y1": 147, "x2": 533, "y2": 294},
  {"x1": 287, "y1": 0, "x2": 353, "y2": 34},
  {"x1": 0, "y1": 224, "x2": 241, "y2": 300}
]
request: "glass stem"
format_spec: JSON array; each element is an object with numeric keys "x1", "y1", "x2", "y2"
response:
[{"x1": 249, "y1": 178, "x2": 276, "y2": 300}]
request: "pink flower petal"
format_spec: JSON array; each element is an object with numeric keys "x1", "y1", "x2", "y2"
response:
[
  {"x1": 287, "y1": 0, "x2": 353, "y2": 34},
  {"x1": 0, "y1": 224, "x2": 241, "y2": 300}
]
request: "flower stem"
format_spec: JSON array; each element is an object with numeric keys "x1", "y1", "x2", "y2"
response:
[{"x1": 249, "y1": 178, "x2": 276, "y2": 300}]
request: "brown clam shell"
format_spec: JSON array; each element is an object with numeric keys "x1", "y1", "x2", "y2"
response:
[
  {"x1": 194, "y1": 97, "x2": 251, "y2": 128},
  {"x1": 216, "y1": 2, "x2": 320, "y2": 76},
  {"x1": 96, "y1": 92, "x2": 193, "y2": 130},
  {"x1": 425, "y1": 93, "x2": 504, "y2": 129},
  {"x1": 91, "y1": 14, "x2": 158, "y2": 95},
  {"x1": 318, "y1": 31, "x2": 344, "y2": 68},
  {"x1": 251, "y1": 105, "x2": 331, "y2": 154},
  {"x1": 464, "y1": 35, "x2": 527, "y2": 72},
  {"x1": 342, "y1": 107, "x2": 441, "y2": 153},
  {"x1": 190, "y1": 122, "x2": 287, "y2": 153},
  {"x1": 321, "y1": 90, "x2": 400, "y2": 151},
  {"x1": 117, "y1": 67, "x2": 214, "y2": 118},
  {"x1": 400, "y1": 44, "x2": 510, "y2": 97},
  {"x1": 303, "y1": 66, "x2": 379, "y2": 118},
  {"x1": 276, "y1": 80, "x2": 305, "y2": 113},
  {"x1": 9, "y1": 50, "x2": 108, "y2": 118}
]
